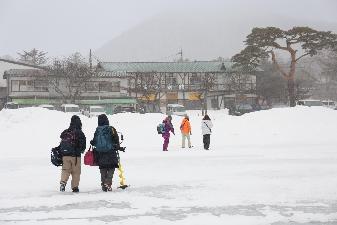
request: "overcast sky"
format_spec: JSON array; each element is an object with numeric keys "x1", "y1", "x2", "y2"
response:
[{"x1": 1, "y1": 0, "x2": 337, "y2": 58}]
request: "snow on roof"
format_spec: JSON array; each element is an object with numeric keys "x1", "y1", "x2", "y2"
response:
[
  {"x1": 98, "y1": 61, "x2": 231, "y2": 73},
  {"x1": 167, "y1": 104, "x2": 185, "y2": 107},
  {"x1": 61, "y1": 104, "x2": 79, "y2": 107}
]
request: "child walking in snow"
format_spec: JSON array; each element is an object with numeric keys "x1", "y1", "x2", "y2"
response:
[
  {"x1": 59, "y1": 115, "x2": 86, "y2": 192},
  {"x1": 162, "y1": 115, "x2": 175, "y2": 151},
  {"x1": 201, "y1": 114, "x2": 213, "y2": 150},
  {"x1": 180, "y1": 115, "x2": 192, "y2": 148},
  {"x1": 90, "y1": 114, "x2": 120, "y2": 192}
]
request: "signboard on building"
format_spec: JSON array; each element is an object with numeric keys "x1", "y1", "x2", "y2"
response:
[
  {"x1": 188, "y1": 92, "x2": 202, "y2": 100},
  {"x1": 139, "y1": 94, "x2": 156, "y2": 101},
  {"x1": 166, "y1": 92, "x2": 178, "y2": 100}
]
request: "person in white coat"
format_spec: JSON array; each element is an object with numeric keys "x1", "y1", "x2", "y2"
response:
[{"x1": 201, "y1": 114, "x2": 213, "y2": 150}]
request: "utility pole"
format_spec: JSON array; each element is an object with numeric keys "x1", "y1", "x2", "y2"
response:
[
  {"x1": 177, "y1": 48, "x2": 183, "y2": 62},
  {"x1": 89, "y1": 49, "x2": 93, "y2": 72}
]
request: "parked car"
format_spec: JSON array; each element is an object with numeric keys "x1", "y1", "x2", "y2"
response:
[
  {"x1": 114, "y1": 106, "x2": 135, "y2": 114},
  {"x1": 322, "y1": 100, "x2": 335, "y2": 109},
  {"x1": 38, "y1": 104, "x2": 55, "y2": 110},
  {"x1": 166, "y1": 104, "x2": 186, "y2": 116},
  {"x1": 229, "y1": 104, "x2": 255, "y2": 116},
  {"x1": 60, "y1": 104, "x2": 81, "y2": 115},
  {"x1": 4, "y1": 102, "x2": 19, "y2": 109},
  {"x1": 83, "y1": 105, "x2": 106, "y2": 117},
  {"x1": 297, "y1": 99, "x2": 323, "y2": 107}
]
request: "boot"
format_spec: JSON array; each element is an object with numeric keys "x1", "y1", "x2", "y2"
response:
[
  {"x1": 72, "y1": 187, "x2": 79, "y2": 193},
  {"x1": 101, "y1": 183, "x2": 107, "y2": 192},
  {"x1": 60, "y1": 181, "x2": 66, "y2": 192}
]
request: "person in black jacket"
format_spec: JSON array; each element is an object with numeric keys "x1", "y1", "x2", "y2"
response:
[
  {"x1": 59, "y1": 115, "x2": 86, "y2": 192},
  {"x1": 90, "y1": 114, "x2": 120, "y2": 192}
]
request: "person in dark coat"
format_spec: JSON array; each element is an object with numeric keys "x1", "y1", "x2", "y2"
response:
[
  {"x1": 59, "y1": 115, "x2": 86, "y2": 192},
  {"x1": 90, "y1": 114, "x2": 120, "y2": 192},
  {"x1": 162, "y1": 115, "x2": 175, "y2": 151}
]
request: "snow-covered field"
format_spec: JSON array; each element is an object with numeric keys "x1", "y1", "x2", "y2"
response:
[{"x1": 0, "y1": 107, "x2": 337, "y2": 225}]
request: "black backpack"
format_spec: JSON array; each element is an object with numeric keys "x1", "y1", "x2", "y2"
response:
[
  {"x1": 60, "y1": 129, "x2": 77, "y2": 155},
  {"x1": 51, "y1": 145, "x2": 63, "y2": 166}
]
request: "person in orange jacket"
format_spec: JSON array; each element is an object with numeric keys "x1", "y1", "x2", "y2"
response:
[{"x1": 180, "y1": 115, "x2": 192, "y2": 148}]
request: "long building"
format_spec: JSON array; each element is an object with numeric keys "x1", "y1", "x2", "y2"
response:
[{"x1": 3, "y1": 61, "x2": 257, "y2": 113}]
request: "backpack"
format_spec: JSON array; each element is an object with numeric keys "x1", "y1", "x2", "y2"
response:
[
  {"x1": 51, "y1": 145, "x2": 63, "y2": 167},
  {"x1": 157, "y1": 123, "x2": 165, "y2": 134},
  {"x1": 95, "y1": 126, "x2": 113, "y2": 152},
  {"x1": 60, "y1": 129, "x2": 77, "y2": 155}
]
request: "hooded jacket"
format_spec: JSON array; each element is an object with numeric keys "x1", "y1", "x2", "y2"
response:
[
  {"x1": 180, "y1": 118, "x2": 191, "y2": 135},
  {"x1": 162, "y1": 117, "x2": 174, "y2": 138},
  {"x1": 60, "y1": 115, "x2": 86, "y2": 157},
  {"x1": 90, "y1": 114, "x2": 120, "y2": 169}
]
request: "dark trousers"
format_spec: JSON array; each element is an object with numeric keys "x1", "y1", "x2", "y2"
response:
[
  {"x1": 203, "y1": 134, "x2": 210, "y2": 150},
  {"x1": 100, "y1": 168, "x2": 115, "y2": 185}
]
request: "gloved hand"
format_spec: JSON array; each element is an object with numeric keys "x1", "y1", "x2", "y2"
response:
[{"x1": 190, "y1": 132, "x2": 192, "y2": 135}]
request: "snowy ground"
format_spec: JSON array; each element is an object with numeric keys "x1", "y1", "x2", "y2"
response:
[{"x1": 0, "y1": 107, "x2": 337, "y2": 224}]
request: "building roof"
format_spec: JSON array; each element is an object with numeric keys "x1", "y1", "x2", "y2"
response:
[
  {"x1": 3, "y1": 69, "x2": 46, "y2": 79},
  {"x1": 98, "y1": 61, "x2": 232, "y2": 73},
  {"x1": 12, "y1": 98, "x2": 137, "y2": 105}
]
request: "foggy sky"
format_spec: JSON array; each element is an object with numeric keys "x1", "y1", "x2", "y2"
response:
[{"x1": 1, "y1": 0, "x2": 337, "y2": 58}]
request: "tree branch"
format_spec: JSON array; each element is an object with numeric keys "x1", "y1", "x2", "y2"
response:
[
  {"x1": 272, "y1": 42, "x2": 289, "y2": 51},
  {"x1": 270, "y1": 51, "x2": 289, "y2": 79},
  {"x1": 295, "y1": 52, "x2": 311, "y2": 62}
]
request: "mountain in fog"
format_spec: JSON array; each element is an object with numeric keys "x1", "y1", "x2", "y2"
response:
[{"x1": 95, "y1": 8, "x2": 337, "y2": 62}]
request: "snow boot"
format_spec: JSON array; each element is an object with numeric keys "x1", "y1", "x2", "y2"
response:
[
  {"x1": 60, "y1": 182, "x2": 66, "y2": 192},
  {"x1": 72, "y1": 187, "x2": 79, "y2": 193},
  {"x1": 101, "y1": 183, "x2": 108, "y2": 192}
]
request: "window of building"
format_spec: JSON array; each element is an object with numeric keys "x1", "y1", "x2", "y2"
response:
[
  {"x1": 167, "y1": 75, "x2": 177, "y2": 86},
  {"x1": 85, "y1": 82, "x2": 99, "y2": 92},
  {"x1": 99, "y1": 81, "x2": 112, "y2": 92},
  {"x1": 190, "y1": 74, "x2": 201, "y2": 84},
  {"x1": 34, "y1": 80, "x2": 48, "y2": 92},
  {"x1": 19, "y1": 80, "x2": 34, "y2": 91},
  {"x1": 11, "y1": 80, "x2": 37, "y2": 92},
  {"x1": 11, "y1": 80, "x2": 20, "y2": 92},
  {"x1": 111, "y1": 81, "x2": 120, "y2": 92}
]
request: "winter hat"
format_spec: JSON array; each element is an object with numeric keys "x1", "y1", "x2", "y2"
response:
[
  {"x1": 98, "y1": 114, "x2": 109, "y2": 126},
  {"x1": 70, "y1": 115, "x2": 82, "y2": 129},
  {"x1": 203, "y1": 114, "x2": 211, "y2": 120}
]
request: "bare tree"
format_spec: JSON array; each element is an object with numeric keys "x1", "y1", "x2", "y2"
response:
[
  {"x1": 49, "y1": 53, "x2": 92, "y2": 103},
  {"x1": 200, "y1": 73, "x2": 216, "y2": 115},
  {"x1": 17, "y1": 48, "x2": 48, "y2": 65},
  {"x1": 129, "y1": 73, "x2": 163, "y2": 112}
]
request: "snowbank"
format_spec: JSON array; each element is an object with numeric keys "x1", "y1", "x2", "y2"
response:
[
  {"x1": 0, "y1": 106, "x2": 336, "y2": 158},
  {"x1": 0, "y1": 106, "x2": 337, "y2": 224}
]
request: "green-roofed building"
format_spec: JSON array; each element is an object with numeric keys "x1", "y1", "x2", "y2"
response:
[
  {"x1": 3, "y1": 61, "x2": 257, "y2": 112},
  {"x1": 96, "y1": 61, "x2": 257, "y2": 112}
]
